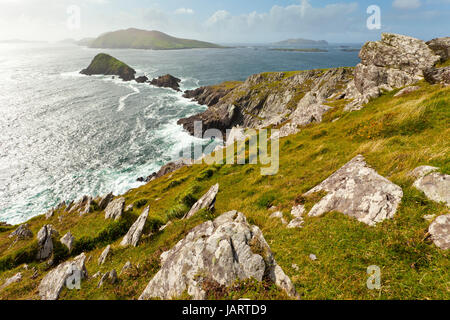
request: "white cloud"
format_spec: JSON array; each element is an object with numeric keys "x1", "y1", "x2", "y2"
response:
[
  {"x1": 175, "y1": 8, "x2": 194, "y2": 15},
  {"x1": 393, "y1": 0, "x2": 422, "y2": 9}
]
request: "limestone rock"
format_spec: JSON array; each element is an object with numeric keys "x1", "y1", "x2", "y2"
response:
[
  {"x1": 120, "y1": 261, "x2": 132, "y2": 275},
  {"x1": 159, "y1": 221, "x2": 173, "y2": 232},
  {"x1": 45, "y1": 209, "x2": 55, "y2": 219},
  {"x1": 346, "y1": 33, "x2": 441, "y2": 111},
  {"x1": 139, "y1": 211, "x2": 298, "y2": 300},
  {"x1": 60, "y1": 232, "x2": 74, "y2": 252},
  {"x1": 309, "y1": 254, "x2": 318, "y2": 261},
  {"x1": 104, "y1": 197, "x2": 125, "y2": 220},
  {"x1": 305, "y1": 155, "x2": 403, "y2": 226},
  {"x1": 287, "y1": 218, "x2": 304, "y2": 229},
  {"x1": 426, "y1": 37, "x2": 450, "y2": 62},
  {"x1": 289, "y1": 92, "x2": 332, "y2": 127},
  {"x1": 80, "y1": 196, "x2": 93, "y2": 216},
  {"x1": 37, "y1": 225, "x2": 59, "y2": 260},
  {"x1": 413, "y1": 171, "x2": 450, "y2": 206},
  {"x1": 183, "y1": 184, "x2": 219, "y2": 220},
  {"x1": 424, "y1": 66, "x2": 450, "y2": 85},
  {"x1": 98, "y1": 245, "x2": 111, "y2": 265},
  {"x1": 120, "y1": 206, "x2": 149, "y2": 247},
  {"x1": 9, "y1": 224, "x2": 33, "y2": 240},
  {"x1": 428, "y1": 214, "x2": 450, "y2": 250},
  {"x1": 269, "y1": 211, "x2": 287, "y2": 225},
  {"x1": 410, "y1": 165, "x2": 439, "y2": 179},
  {"x1": 97, "y1": 269, "x2": 118, "y2": 288},
  {"x1": 98, "y1": 192, "x2": 114, "y2": 211},
  {"x1": 38, "y1": 253, "x2": 88, "y2": 300},
  {"x1": 394, "y1": 86, "x2": 420, "y2": 97},
  {"x1": 0, "y1": 273, "x2": 22, "y2": 291},
  {"x1": 291, "y1": 205, "x2": 305, "y2": 218}
]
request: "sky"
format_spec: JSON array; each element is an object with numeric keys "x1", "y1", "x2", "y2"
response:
[{"x1": 0, "y1": 0, "x2": 449, "y2": 43}]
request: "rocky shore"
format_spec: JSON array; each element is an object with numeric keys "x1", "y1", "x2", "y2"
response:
[{"x1": 1, "y1": 33, "x2": 449, "y2": 301}]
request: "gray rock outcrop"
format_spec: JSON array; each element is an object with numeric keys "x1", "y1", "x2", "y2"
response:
[
  {"x1": 0, "y1": 273, "x2": 22, "y2": 291},
  {"x1": 428, "y1": 214, "x2": 450, "y2": 250},
  {"x1": 305, "y1": 155, "x2": 404, "y2": 226},
  {"x1": 38, "y1": 253, "x2": 88, "y2": 300},
  {"x1": 345, "y1": 33, "x2": 441, "y2": 111},
  {"x1": 60, "y1": 232, "x2": 74, "y2": 252},
  {"x1": 98, "y1": 245, "x2": 111, "y2": 265},
  {"x1": 36, "y1": 225, "x2": 59, "y2": 260},
  {"x1": 98, "y1": 192, "x2": 114, "y2": 211},
  {"x1": 120, "y1": 206, "x2": 149, "y2": 247},
  {"x1": 424, "y1": 66, "x2": 450, "y2": 85},
  {"x1": 139, "y1": 210, "x2": 298, "y2": 300},
  {"x1": 413, "y1": 168, "x2": 449, "y2": 206},
  {"x1": 183, "y1": 184, "x2": 219, "y2": 220},
  {"x1": 9, "y1": 224, "x2": 33, "y2": 240},
  {"x1": 97, "y1": 269, "x2": 118, "y2": 288},
  {"x1": 394, "y1": 86, "x2": 420, "y2": 97},
  {"x1": 104, "y1": 197, "x2": 125, "y2": 220},
  {"x1": 426, "y1": 37, "x2": 450, "y2": 62}
]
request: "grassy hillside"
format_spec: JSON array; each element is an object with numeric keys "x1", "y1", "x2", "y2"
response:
[
  {"x1": 0, "y1": 76, "x2": 448, "y2": 300},
  {"x1": 89, "y1": 28, "x2": 223, "y2": 50}
]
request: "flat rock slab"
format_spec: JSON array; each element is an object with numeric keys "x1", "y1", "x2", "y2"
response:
[
  {"x1": 429, "y1": 214, "x2": 450, "y2": 250},
  {"x1": 413, "y1": 171, "x2": 450, "y2": 207},
  {"x1": 0, "y1": 273, "x2": 22, "y2": 291},
  {"x1": 305, "y1": 155, "x2": 403, "y2": 226},
  {"x1": 120, "y1": 206, "x2": 149, "y2": 247},
  {"x1": 38, "y1": 253, "x2": 88, "y2": 300},
  {"x1": 183, "y1": 184, "x2": 219, "y2": 220},
  {"x1": 139, "y1": 210, "x2": 298, "y2": 300},
  {"x1": 105, "y1": 197, "x2": 125, "y2": 220}
]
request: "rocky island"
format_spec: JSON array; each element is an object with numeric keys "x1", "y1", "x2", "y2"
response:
[
  {"x1": 1, "y1": 33, "x2": 449, "y2": 301},
  {"x1": 80, "y1": 53, "x2": 136, "y2": 81}
]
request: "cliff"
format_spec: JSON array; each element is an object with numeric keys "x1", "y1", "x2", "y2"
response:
[{"x1": 0, "y1": 33, "x2": 449, "y2": 301}]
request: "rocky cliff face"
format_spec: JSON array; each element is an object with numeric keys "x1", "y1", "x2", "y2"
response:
[{"x1": 179, "y1": 33, "x2": 449, "y2": 137}]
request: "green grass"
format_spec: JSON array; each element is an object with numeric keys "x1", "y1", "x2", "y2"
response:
[{"x1": 0, "y1": 76, "x2": 449, "y2": 300}]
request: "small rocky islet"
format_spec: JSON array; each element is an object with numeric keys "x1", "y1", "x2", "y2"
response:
[{"x1": 1, "y1": 33, "x2": 449, "y2": 300}]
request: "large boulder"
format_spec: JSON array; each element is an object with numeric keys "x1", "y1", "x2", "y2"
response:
[
  {"x1": 120, "y1": 206, "x2": 149, "y2": 247},
  {"x1": 305, "y1": 155, "x2": 404, "y2": 226},
  {"x1": 104, "y1": 197, "x2": 125, "y2": 220},
  {"x1": 80, "y1": 53, "x2": 136, "y2": 81},
  {"x1": 346, "y1": 33, "x2": 441, "y2": 111},
  {"x1": 428, "y1": 214, "x2": 450, "y2": 250},
  {"x1": 426, "y1": 37, "x2": 450, "y2": 62},
  {"x1": 413, "y1": 168, "x2": 449, "y2": 206},
  {"x1": 289, "y1": 92, "x2": 331, "y2": 127},
  {"x1": 139, "y1": 211, "x2": 298, "y2": 300},
  {"x1": 183, "y1": 184, "x2": 219, "y2": 220},
  {"x1": 150, "y1": 74, "x2": 181, "y2": 91},
  {"x1": 36, "y1": 225, "x2": 59, "y2": 260},
  {"x1": 38, "y1": 253, "x2": 88, "y2": 300}
]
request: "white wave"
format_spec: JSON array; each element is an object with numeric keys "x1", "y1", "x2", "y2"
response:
[{"x1": 118, "y1": 84, "x2": 140, "y2": 112}]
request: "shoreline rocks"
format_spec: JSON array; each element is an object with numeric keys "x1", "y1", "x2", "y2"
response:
[
  {"x1": 150, "y1": 74, "x2": 181, "y2": 91},
  {"x1": 104, "y1": 197, "x2": 125, "y2": 221}
]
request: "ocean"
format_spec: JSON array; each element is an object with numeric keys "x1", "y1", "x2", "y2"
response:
[{"x1": 0, "y1": 42, "x2": 360, "y2": 224}]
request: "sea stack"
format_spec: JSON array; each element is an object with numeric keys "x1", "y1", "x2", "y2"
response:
[{"x1": 80, "y1": 53, "x2": 136, "y2": 81}]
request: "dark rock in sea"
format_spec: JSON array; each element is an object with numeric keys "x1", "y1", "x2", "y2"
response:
[
  {"x1": 80, "y1": 53, "x2": 136, "y2": 81},
  {"x1": 183, "y1": 84, "x2": 235, "y2": 107},
  {"x1": 137, "y1": 159, "x2": 193, "y2": 183},
  {"x1": 135, "y1": 76, "x2": 148, "y2": 83},
  {"x1": 150, "y1": 74, "x2": 181, "y2": 91}
]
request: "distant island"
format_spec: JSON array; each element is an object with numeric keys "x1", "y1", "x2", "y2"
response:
[
  {"x1": 269, "y1": 48, "x2": 328, "y2": 53},
  {"x1": 274, "y1": 38, "x2": 328, "y2": 46},
  {"x1": 0, "y1": 39, "x2": 47, "y2": 44},
  {"x1": 340, "y1": 48, "x2": 360, "y2": 52},
  {"x1": 87, "y1": 28, "x2": 223, "y2": 50}
]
